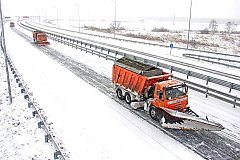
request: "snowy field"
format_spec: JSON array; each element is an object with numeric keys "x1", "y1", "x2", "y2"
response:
[
  {"x1": 1, "y1": 20, "x2": 240, "y2": 159},
  {"x1": 35, "y1": 18, "x2": 240, "y2": 53}
]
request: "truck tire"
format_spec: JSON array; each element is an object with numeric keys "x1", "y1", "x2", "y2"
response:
[
  {"x1": 125, "y1": 93, "x2": 131, "y2": 104},
  {"x1": 149, "y1": 106, "x2": 159, "y2": 121},
  {"x1": 116, "y1": 88, "x2": 124, "y2": 100}
]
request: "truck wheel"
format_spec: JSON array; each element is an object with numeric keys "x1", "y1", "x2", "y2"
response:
[
  {"x1": 149, "y1": 107, "x2": 158, "y2": 121},
  {"x1": 116, "y1": 88, "x2": 124, "y2": 100},
  {"x1": 125, "y1": 93, "x2": 131, "y2": 104}
]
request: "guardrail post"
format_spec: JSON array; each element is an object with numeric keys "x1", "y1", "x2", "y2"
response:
[
  {"x1": 45, "y1": 134, "x2": 51, "y2": 143},
  {"x1": 21, "y1": 88, "x2": 25, "y2": 93},
  {"x1": 233, "y1": 97, "x2": 237, "y2": 108},
  {"x1": 229, "y1": 83, "x2": 233, "y2": 93},
  {"x1": 206, "y1": 76, "x2": 209, "y2": 85},
  {"x1": 54, "y1": 150, "x2": 61, "y2": 159},
  {"x1": 16, "y1": 78, "x2": 20, "y2": 83},
  {"x1": 205, "y1": 88, "x2": 208, "y2": 98},
  {"x1": 38, "y1": 121, "x2": 44, "y2": 128},
  {"x1": 28, "y1": 102, "x2": 33, "y2": 108},
  {"x1": 187, "y1": 71, "x2": 190, "y2": 79},
  {"x1": 24, "y1": 94, "x2": 29, "y2": 100},
  {"x1": 32, "y1": 110, "x2": 38, "y2": 116},
  {"x1": 18, "y1": 83, "x2": 22, "y2": 87}
]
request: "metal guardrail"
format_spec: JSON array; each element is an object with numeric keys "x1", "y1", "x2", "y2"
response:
[
  {"x1": 175, "y1": 76, "x2": 240, "y2": 107},
  {"x1": 19, "y1": 22, "x2": 240, "y2": 107},
  {"x1": 49, "y1": 34, "x2": 240, "y2": 107},
  {"x1": 183, "y1": 53, "x2": 240, "y2": 69},
  {"x1": 6, "y1": 55, "x2": 66, "y2": 160},
  {"x1": 49, "y1": 33, "x2": 240, "y2": 92}
]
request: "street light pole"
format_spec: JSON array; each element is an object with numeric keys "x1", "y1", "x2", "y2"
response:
[
  {"x1": 54, "y1": 7, "x2": 59, "y2": 27},
  {"x1": 187, "y1": 0, "x2": 192, "y2": 49},
  {"x1": 0, "y1": 0, "x2": 12, "y2": 104},
  {"x1": 74, "y1": 4, "x2": 80, "y2": 33},
  {"x1": 57, "y1": 8, "x2": 59, "y2": 27},
  {"x1": 113, "y1": 0, "x2": 116, "y2": 38}
]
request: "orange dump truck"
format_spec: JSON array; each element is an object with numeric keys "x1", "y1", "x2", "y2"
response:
[
  {"x1": 112, "y1": 57, "x2": 224, "y2": 131},
  {"x1": 32, "y1": 31, "x2": 49, "y2": 45}
]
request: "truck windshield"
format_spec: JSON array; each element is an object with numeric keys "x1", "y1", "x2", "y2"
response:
[{"x1": 165, "y1": 85, "x2": 186, "y2": 99}]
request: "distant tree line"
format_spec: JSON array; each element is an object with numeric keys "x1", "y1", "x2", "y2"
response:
[{"x1": 200, "y1": 19, "x2": 237, "y2": 35}]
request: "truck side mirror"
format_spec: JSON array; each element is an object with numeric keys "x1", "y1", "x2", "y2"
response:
[{"x1": 157, "y1": 90, "x2": 163, "y2": 99}]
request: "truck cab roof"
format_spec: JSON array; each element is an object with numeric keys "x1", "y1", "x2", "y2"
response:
[{"x1": 157, "y1": 79, "x2": 184, "y2": 90}]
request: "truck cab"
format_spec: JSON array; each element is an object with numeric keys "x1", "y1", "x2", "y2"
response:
[{"x1": 151, "y1": 79, "x2": 188, "y2": 112}]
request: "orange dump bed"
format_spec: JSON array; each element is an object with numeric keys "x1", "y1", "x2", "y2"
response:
[{"x1": 112, "y1": 58, "x2": 172, "y2": 95}]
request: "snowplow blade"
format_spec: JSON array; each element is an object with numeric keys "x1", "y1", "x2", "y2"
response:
[
  {"x1": 160, "y1": 108, "x2": 224, "y2": 131},
  {"x1": 37, "y1": 41, "x2": 50, "y2": 45}
]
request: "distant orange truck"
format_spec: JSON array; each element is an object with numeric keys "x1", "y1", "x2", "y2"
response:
[
  {"x1": 10, "y1": 22, "x2": 15, "y2": 27},
  {"x1": 32, "y1": 31, "x2": 49, "y2": 45}
]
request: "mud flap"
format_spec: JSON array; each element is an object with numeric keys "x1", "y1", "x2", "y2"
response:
[{"x1": 160, "y1": 108, "x2": 224, "y2": 131}]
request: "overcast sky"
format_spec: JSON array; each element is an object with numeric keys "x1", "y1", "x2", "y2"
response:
[{"x1": 2, "y1": 0, "x2": 240, "y2": 20}]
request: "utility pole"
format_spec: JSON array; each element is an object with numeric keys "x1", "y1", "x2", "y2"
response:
[
  {"x1": 0, "y1": 0, "x2": 12, "y2": 104},
  {"x1": 173, "y1": 12, "x2": 175, "y2": 25},
  {"x1": 187, "y1": 0, "x2": 192, "y2": 49},
  {"x1": 74, "y1": 3, "x2": 80, "y2": 33},
  {"x1": 57, "y1": 8, "x2": 59, "y2": 27},
  {"x1": 54, "y1": 7, "x2": 59, "y2": 27},
  {"x1": 113, "y1": 0, "x2": 116, "y2": 38}
]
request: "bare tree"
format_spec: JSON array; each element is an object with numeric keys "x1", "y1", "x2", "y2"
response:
[
  {"x1": 225, "y1": 21, "x2": 236, "y2": 34},
  {"x1": 109, "y1": 22, "x2": 125, "y2": 30},
  {"x1": 209, "y1": 19, "x2": 218, "y2": 34}
]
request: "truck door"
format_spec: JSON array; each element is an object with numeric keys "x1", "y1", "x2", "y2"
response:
[{"x1": 151, "y1": 84, "x2": 165, "y2": 108}]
